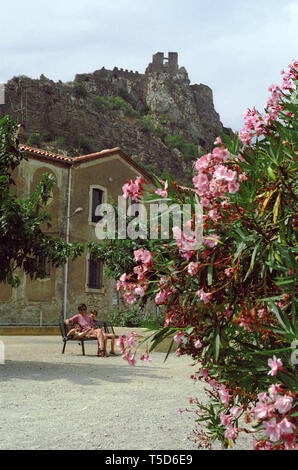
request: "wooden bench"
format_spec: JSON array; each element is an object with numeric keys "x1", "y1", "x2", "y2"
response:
[{"x1": 60, "y1": 321, "x2": 116, "y2": 356}]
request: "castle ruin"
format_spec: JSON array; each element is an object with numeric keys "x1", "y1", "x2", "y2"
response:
[{"x1": 146, "y1": 52, "x2": 179, "y2": 75}]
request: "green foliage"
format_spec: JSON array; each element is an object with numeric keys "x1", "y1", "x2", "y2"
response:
[
  {"x1": 108, "y1": 307, "x2": 164, "y2": 328},
  {"x1": 26, "y1": 133, "x2": 42, "y2": 147},
  {"x1": 72, "y1": 81, "x2": 88, "y2": 99},
  {"x1": 0, "y1": 115, "x2": 84, "y2": 287},
  {"x1": 94, "y1": 94, "x2": 140, "y2": 118},
  {"x1": 87, "y1": 237, "x2": 151, "y2": 281},
  {"x1": 165, "y1": 133, "x2": 199, "y2": 160},
  {"x1": 141, "y1": 114, "x2": 156, "y2": 131},
  {"x1": 56, "y1": 136, "x2": 67, "y2": 149},
  {"x1": 41, "y1": 131, "x2": 52, "y2": 143},
  {"x1": 108, "y1": 308, "x2": 142, "y2": 327}
]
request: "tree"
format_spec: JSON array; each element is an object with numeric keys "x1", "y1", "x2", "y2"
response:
[{"x1": 0, "y1": 115, "x2": 84, "y2": 287}]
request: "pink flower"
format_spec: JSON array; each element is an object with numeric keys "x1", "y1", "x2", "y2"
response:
[
  {"x1": 123, "y1": 292, "x2": 137, "y2": 304},
  {"x1": 134, "y1": 286, "x2": 145, "y2": 297},
  {"x1": 214, "y1": 136, "x2": 223, "y2": 146},
  {"x1": 122, "y1": 176, "x2": 145, "y2": 202},
  {"x1": 218, "y1": 384, "x2": 231, "y2": 406},
  {"x1": 178, "y1": 408, "x2": 184, "y2": 416},
  {"x1": 120, "y1": 273, "x2": 128, "y2": 282},
  {"x1": 274, "y1": 395, "x2": 293, "y2": 415},
  {"x1": 230, "y1": 406, "x2": 241, "y2": 418},
  {"x1": 134, "y1": 249, "x2": 153, "y2": 266},
  {"x1": 140, "y1": 352, "x2": 152, "y2": 362},
  {"x1": 224, "y1": 268, "x2": 233, "y2": 277},
  {"x1": 194, "y1": 339, "x2": 202, "y2": 349},
  {"x1": 209, "y1": 379, "x2": 218, "y2": 388},
  {"x1": 174, "y1": 331, "x2": 185, "y2": 345},
  {"x1": 203, "y1": 234, "x2": 220, "y2": 248},
  {"x1": 127, "y1": 351, "x2": 136, "y2": 366},
  {"x1": 187, "y1": 262, "x2": 200, "y2": 276},
  {"x1": 228, "y1": 181, "x2": 240, "y2": 194},
  {"x1": 268, "y1": 356, "x2": 283, "y2": 376},
  {"x1": 220, "y1": 412, "x2": 232, "y2": 426},
  {"x1": 268, "y1": 384, "x2": 283, "y2": 400},
  {"x1": 208, "y1": 209, "x2": 221, "y2": 221},
  {"x1": 263, "y1": 419, "x2": 281, "y2": 442},
  {"x1": 124, "y1": 332, "x2": 137, "y2": 348},
  {"x1": 199, "y1": 368, "x2": 209, "y2": 379},
  {"x1": 155, "y1": 188, "x2": 168, "y2": 198},
  {"x1": 155, "y1": 181, "x2": 168, "y2": 198},
  {"x1": 225, "y1": 424, "x2": 237, "y2": 440},
  {"x1": 155, "y1": 290, "x2": 166, "y2": 305},
  {"x1": 278, "y1": 418, "x2": 296, "y2": 436},
  {"x1": 258, "y1": 392, "x2": 269, "y2": 403},
  {"x1": 253, "y1": 402, "x2": 273, "y2": 420},
  {"x1": 197, "y1": 289, "x2": 212, "y2": 304},
  {"x1": 117, "y1": 335, "x2": 125, "y2": 349}
]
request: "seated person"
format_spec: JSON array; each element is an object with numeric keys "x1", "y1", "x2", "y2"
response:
[
  {"x1": 89, "y1": 310, "x2": 117, "y2": 356},
  {"x1": 65, "y1": 304, "x2": 106, "y2": 357},
  {"x1": 66, "y1": 323, "x2": 86, "y2": 339}
]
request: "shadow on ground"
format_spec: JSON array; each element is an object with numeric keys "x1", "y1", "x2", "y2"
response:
[{"x1": 0, "y1": 359, "x2": 169, "y2": 387}]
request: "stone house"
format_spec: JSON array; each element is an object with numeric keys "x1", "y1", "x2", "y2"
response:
[{"x1": 0, "y1": 144, "x2": 155, "y2": 326}]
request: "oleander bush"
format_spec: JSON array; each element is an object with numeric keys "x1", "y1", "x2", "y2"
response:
[{"x1": 115, "y1": 62, "x2": 298, "y2": 450}]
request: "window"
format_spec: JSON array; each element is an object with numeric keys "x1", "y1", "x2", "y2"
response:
[
  {"x1": 91, "y1": 188, "x2": 104, "y2": 223},
  {"x1": 89, "y1": 186, "x2": 106, "y2": 224},
  {"x1": 87, "y1": 256, "x2": 104, "y2": 289}
]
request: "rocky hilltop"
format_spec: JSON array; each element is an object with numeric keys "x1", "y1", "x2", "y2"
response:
[{"x1": 1, "y1": 52, "x2": 230, "y2": 184}]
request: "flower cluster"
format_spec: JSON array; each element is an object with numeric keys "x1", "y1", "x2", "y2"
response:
[
  {"x1": 239, "y1": 61, "x2": 298, "y2": 146},
  {"x1": 122, "y1": 176, "x2": 145, "y2": 202},
  {"x1": 172, "y1": 222, "x2": 198, "y2": 260},
  {"x1": 192, "y1": 145, "x2": 246, "y2": 209},
  {"x1": 251, "y1": 381, "x2": 296, "y2": 450},
  {"x1": 117, "y1": 332, "x2": 137, "y2": 366},
  {"x1": 116, "y1": 249, "x2": 153, "y2": 304},
  {"x1": 155, "y1": 180, "x2": 168, "y2": 198},
  {"x1": 117, "y1": 331, "x2": 152, "y2": 365}
]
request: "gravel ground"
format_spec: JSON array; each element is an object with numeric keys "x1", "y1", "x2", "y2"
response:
[{"x1": 0, "y1": 336, "x2": 252, "y2": 450}]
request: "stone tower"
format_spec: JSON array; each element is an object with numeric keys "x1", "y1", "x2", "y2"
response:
[{"x1": 147, "y1": 52, "x2": 179, "y2": 75}]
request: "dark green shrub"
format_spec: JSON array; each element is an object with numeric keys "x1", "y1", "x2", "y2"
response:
[
  {"x1": 154, "y1": 125, "x2": 165, "y2": 138},
  {"x1": 41, "y1": 131, "x2": 52, "y2": 142},
  {"x1": 76, "y1": 135, "x2": 92, "y2": 153},
  {"x1": 94, "y1": 95, "x2": 111, "y2": 110},
  {"x1": 108, "y1": 308, "x2": 142, "y2": 327},
  {"x1": 72, "y1": 81, "x2": 88, "y2": 99},
  {"x1": 26, "y1": 133, "x2": 42, "y2": 147},
  {"x1": 56, "y1": 136, "x2": 67, "y2": 149}
]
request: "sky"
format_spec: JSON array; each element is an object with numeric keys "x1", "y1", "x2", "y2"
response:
[{"x1": 0, "y1": 0, "x2": 297, "y2": 131}]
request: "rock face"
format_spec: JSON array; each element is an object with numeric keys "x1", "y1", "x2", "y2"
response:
[{"x1": 0, "y1": 52, "x2": 229, "y2": 184}]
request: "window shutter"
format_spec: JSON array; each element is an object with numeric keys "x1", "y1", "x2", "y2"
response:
[
  {"x1": 88, "y1": 257, "x2": 103, "y2": 289},
  {"x1": 92, "y1": 188, "x2": 103, "y2": 223}
]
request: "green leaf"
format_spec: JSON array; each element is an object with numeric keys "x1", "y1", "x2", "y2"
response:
[
  {"x1": 269, "y1": 301, "x2": 294, "y2": 335},
  {"x1": 243, "y1": 242, "x2": 260, "y2": 282},
  {"x1": 214, "y1": 327, "x2": 221, "y2": 362}
]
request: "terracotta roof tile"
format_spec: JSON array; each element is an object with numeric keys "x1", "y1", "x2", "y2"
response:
[
  {"x1": 19, "y1": 144, "x2": 154, "y2": 182},
  {"x1": 20, "y1": 144, "x2": 73, "y2": 163}
]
